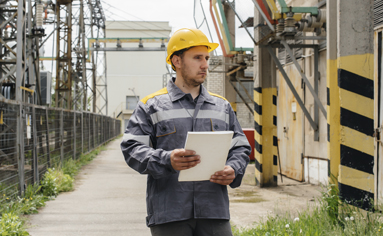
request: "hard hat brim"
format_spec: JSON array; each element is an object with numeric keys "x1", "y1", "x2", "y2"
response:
[{"x1": 166, "y1": 42, "x2": 219, "y2": 65}]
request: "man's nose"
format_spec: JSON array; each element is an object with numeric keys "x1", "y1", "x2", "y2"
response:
[{"x1": 201, "y1": 59, "x2": 209, "y2": 69}]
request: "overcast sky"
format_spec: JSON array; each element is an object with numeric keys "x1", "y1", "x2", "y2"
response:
[
  {"x1": 41, "y1": 0, "x2": 254, "y2": 71},
  {"x1": 100, "y1": 0, "x2": 254, "y2": 53},
  {"x1": 101, "y1": 0, "x2": 198, "y2": 32}
]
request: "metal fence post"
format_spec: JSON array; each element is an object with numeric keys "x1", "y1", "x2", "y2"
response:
[
  {"x1": 73, "y1": 111, "x2": 76, "y2": 160},
  {"x1": 45, "y1": 108, "x2": 51, "y2": 168},
  {"x1": 32, "y1": 106, "x2": 39, "y2": 183},
  {"x1": 93, "y1": 115, "x2": 96, "y2": 148},
  {"x1": 60, "y1": 109, "x2": 64, "y2": 165},
  {"x1": 88, "y1": 113, "x2": 91, "y2": 151},
  {"x1": 81, "y1": 112, "x2": 83, "y2": 154},
  {"x1": 17, "y1": 104, "x2": 25, "y2": 196}
]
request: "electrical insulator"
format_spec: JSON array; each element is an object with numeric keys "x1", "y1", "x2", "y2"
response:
[
  {"x1": 36, "y1": 3, "x2": 44, "y2": 29},
  {"x1": 276, "y1": 19, "x2": 285, "y2": 36},
  {"x1": 283, "y1": 11, "x2": 297, "y2": 36}
]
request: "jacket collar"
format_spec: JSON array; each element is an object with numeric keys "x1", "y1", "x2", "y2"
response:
[{"x1": 167, "y1": 77, "x2": 215, "y2": 104}]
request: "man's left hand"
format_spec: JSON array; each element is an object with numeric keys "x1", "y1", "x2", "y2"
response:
[{"x1": 210, "y1": 165, "x2": 235, "y2": 185}]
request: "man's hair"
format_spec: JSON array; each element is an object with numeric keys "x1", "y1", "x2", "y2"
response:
[{"x1": 170, "y1": 47, "x2": 190, "y2": 71}]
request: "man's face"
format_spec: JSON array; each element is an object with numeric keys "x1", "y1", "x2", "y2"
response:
[{"x1": 179, "y1": 46, "x2": 210, "y2": 87}]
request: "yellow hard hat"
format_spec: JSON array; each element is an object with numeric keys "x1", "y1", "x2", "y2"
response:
[{"x1": 166, "y1": 28, "x2": 219, "y2": 66}]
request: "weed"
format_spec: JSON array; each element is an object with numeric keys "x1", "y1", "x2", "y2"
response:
[
  {"x1": 40, "y1": 168, "x2": 74, "y2": 197},
  {"x1": 62, "y1": 158, "x2": 79, "y2": 177},
  {"x1": 40, "y1": 169, "x2": 59, "y2": 197},
  {"x1": 232, "y1": 184, "x2": 383, "y2": 236},
  {"x1": 0, "y1": 212, "x2": 29, "y2": 236}
]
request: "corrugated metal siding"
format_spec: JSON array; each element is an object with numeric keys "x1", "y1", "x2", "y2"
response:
[{"x1": 375, "y1": 0, "x2": 383, "y2": 28}]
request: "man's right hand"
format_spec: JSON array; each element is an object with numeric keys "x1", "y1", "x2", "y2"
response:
[{"x1": 170, "y1": 149, "x2": 200, "y2": 171}]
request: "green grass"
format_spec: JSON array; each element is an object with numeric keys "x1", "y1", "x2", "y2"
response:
[
  {"x1": 232, "y1": 184, "x2": 383, "y2": 236},
  {"x1": 0, "y1": 140, "x2": 111, "y2": 236}
]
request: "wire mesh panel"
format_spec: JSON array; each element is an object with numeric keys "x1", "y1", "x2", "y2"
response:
[
  {"x1": 0, "y1": 99, "x2": 121, "y2": 200},
  {"x1": 35, "y1": 107, "x2": 50, "y2": 182},
  {"x1": 75, "y1": 112, "x2": 82, "y2": 158},
  {"x1": 0, "y1": 102, "x2": 19, "y2": 202},
  {"x1": 63, "y1": 111, "x2": 74, "y2": 161},
  {"x1": 116, "y1": 119, "x2": 121, "y2": 138},
  {"x1": 95, "y1": 115, "x2": 100, "y2": 147},
  {"x1": 83, "y1": 112, "x2": 90, "y2": 153},
  {"x1": 90, "y1": 113, "x2": 95, "y2": 149},
  {"x1": 23, "y1": 105, "x2": 35, "y2": 186},
  {"x1": 107, "y1": 118, "x2": 112, "y2": 141},
  {"x1": 48, "y1": 109, "x2": 62, "y2": 167}
]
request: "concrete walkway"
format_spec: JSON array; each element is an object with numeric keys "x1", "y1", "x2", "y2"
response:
[
  {"x1": 27, "y1": 137, "x2": 322, "y2": 235},
  {"x1": 27, "y1": 137, "x2": 150, "y2": 236}
]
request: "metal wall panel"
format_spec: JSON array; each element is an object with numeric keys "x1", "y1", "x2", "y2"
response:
[{"x1": 277, "y1": 60, "x2": 304, "y2": 181}]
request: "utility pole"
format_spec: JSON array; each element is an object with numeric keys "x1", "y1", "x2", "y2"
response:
[
  {"x1": 55, "y1": 0, "x2": 73, "y2": 109},
  {"x1": 88, "y1": 0, "x2": 107, "y2": 115}
]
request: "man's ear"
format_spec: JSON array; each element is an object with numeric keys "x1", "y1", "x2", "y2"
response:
[{"x1": 172, "y1": 55, "x2": 181, "y2": 70}]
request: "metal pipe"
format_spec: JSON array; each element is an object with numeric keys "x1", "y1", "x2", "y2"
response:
[
  {"x1": 211, "y1": 0, "x2": 232, "y2": 56},
  {"x1": 252, "y1": 0, "x2": 275, "y2": 31},
  {"x1": 209, "y1": 0, "x2": 230, "y2": 57},
  {"x1": 216, "y1": 0, "x2": 234, "y2": 50},
  {"x1": 314, "y1": 46, "x2": 319, "y2": 141}
]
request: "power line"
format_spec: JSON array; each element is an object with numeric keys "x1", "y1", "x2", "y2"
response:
[{"x1": 100, "y1": 1, "x2": 171, "y2": 38}]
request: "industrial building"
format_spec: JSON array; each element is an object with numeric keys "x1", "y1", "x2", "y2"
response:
[{"x1": 0, "y1": 0, "x2": 381, "y2": 213}]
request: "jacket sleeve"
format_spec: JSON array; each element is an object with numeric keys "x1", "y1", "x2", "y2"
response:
[
  {"x1": 120, "y1": 102, "x2": 176, "y2": 179},
  {"x1": 225, "y1": 105, "x2": 251, "y2": 188}
]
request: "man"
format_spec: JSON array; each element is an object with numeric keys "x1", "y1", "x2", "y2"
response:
[{"x1": 121, "y1": 28, "x2": 251, "y2": 236}]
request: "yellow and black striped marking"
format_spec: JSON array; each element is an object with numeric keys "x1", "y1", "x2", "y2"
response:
[
  {"x1": 254, "y1": 87, "x2": 262, "y2": 186},
  {"x1": 254, "y1": 87, "x2": 278, "y2": 187},
  {"x1": 338, "y1": 67, "x2": 374, "y2": 210}
]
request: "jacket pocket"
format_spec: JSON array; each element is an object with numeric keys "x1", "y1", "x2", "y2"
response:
[
  {"x1": 211, "y1": 118, "x2": 228, "y2": 131},
  {"x1": 156, "y1": 120, "x2": 176, "y2": 137}
]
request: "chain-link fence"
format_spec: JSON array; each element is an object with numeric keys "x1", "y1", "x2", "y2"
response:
[{"x1": 0, "y1": 99, "x2": 121, "y2": 202}]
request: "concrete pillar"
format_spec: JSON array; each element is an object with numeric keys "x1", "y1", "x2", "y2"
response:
[
  {"x1": 253, "y1": 2, "x2": 278, "y2": 187},
  {"x1": 223, "y1": 1, "x2": 236, "y2": 102},
  {"x1": 327, "y1": 0, "x2": 340, "y2": 184},
  {"x1": 334, "y1": 0, "x2": 374, "y2": 210}
]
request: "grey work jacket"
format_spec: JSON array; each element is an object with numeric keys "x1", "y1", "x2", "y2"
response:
[{"x1": 121, "y1": 78, "x2": 251, "y2": 227}]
